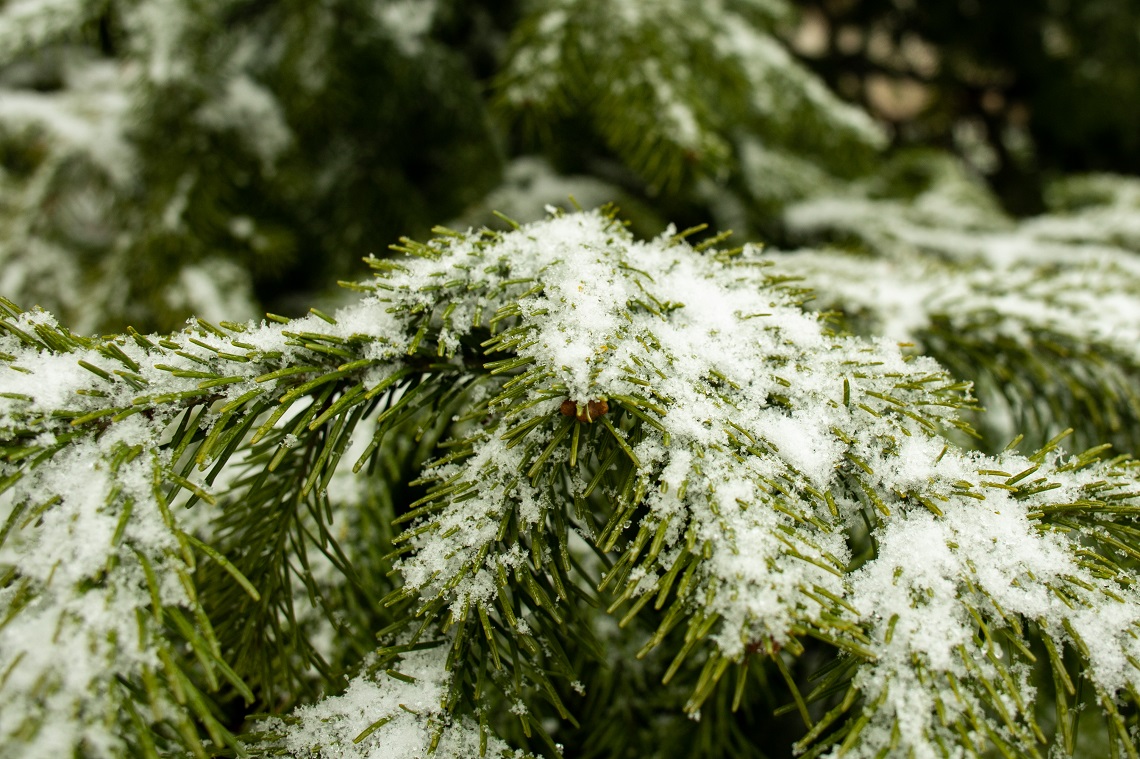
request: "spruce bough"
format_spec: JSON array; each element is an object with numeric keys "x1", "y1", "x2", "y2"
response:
[{"x1": 2, "y1": 209, "x2": 1140, "y2": 757}]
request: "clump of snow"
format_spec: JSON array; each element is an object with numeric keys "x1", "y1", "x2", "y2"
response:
[
  {"x1": 0, "y1": 58, "x2": 133, "y2": 184},
  {"x1": 0, "y1": 51, "x2": 136, "y2": 332},
  {"x1": 842, "y1": 444, "x2": 1140, "y2": 757},
  {"x1": 270, "y1": 645, "x2": 526, "y2": 759},
  {"x1": 0, "y1": 434, "x2": 188, "y2": 756},
  {"x1": 380, "y1": 213, "x2": 957, "y2": 664}
]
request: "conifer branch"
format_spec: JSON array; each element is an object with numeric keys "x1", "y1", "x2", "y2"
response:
[
  {"x1": 7, "y1": 209, "x2": 1140, "y2": 756},
  {"x1": 781, "y1": 157, "x2": 1140, "y2": 454},
  {"x1": 497, "y1": 0, "x2": 882, "y2": 193}
]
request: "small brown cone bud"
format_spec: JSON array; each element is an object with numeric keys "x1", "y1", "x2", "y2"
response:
[
  {"x1": 578, "y1": 399, "x2": 609, "y2": 423},
  {"x1": 560, "y1": 398, "x2": 609, "y2": 422}
]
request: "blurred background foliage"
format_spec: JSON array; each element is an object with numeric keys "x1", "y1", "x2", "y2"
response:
[
  {"x1": 1, "y1": 0, "x2": 879, "y2": 334},
  {"x1": 791, "y1": 0, "x2": 1140, "y2": 215},
  {"x1": 1, "y1": 0, "x2": 1139, "y2": 454}
]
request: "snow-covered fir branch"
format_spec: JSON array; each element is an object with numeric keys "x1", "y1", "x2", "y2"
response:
[
  {"x1": 3, "y1": 210, "x2": 1140, "y2": 757},
  {"x1": 779, "y1": 157, "x2": 1140, "y2": 453}
]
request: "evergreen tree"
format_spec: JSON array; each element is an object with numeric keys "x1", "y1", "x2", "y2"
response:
[{"x1": 2, "y1": 2, "x2": 1140, "y2": 757}]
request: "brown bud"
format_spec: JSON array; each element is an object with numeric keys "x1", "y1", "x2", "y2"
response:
[
  {"x1": 578, "y1": 399, "x2": 609, "y2": 423},
  {"x1": 559, "y1": 398, "x2": 609, "y2": 423}
]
